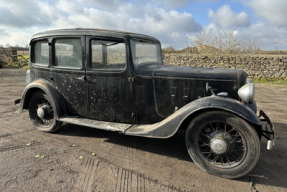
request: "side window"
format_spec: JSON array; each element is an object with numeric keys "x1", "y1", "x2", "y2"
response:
[
  {"x1": 32, "y1": 40, "x2": 49, "y2": 66},
  {"x1": 54, "y1": 38, "x2": 83, "y2": 68},
  {"x1": 91, "y1": 40, "x2": 126, "y2": 70},
  {"x1": 132, "y1": 40, "x2": 162, "y2": 66}
]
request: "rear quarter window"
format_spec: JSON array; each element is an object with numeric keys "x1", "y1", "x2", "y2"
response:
[{"x1": 32, "y1": 40, "x2": 49, "y2": 66}]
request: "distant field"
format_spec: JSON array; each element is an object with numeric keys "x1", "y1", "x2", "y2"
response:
[
  {"x1": 17, "y1": 55, "x2": 29, "y2": 59},
  {"x1": 17, "y1": 50, "x2": 29, "y2": 55}
]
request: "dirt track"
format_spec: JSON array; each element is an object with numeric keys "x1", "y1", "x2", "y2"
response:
[{"x1": 0, "y1": 68, "x2": 287, "y2": 192}]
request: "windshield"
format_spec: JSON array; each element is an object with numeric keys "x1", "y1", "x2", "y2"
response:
[{"x1": 131, "y1": 40, "x2": 162, "y2": 66}]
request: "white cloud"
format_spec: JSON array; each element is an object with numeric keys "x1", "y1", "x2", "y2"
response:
[
  {"x1": 50, "y1": 6, "x2": 201, "y2": 49},
  {"x1": 242, "y1": 0, "x2": 287, "y2": 26},
  {"x1": 56, "y1": 0, "x2": 83, "y2": 14},
  {"x1": 0, "y1": 30, "x2": 32, "y2": 47},
  {"x1": 208, "y1": 5, "x2": 250, "y2": 28},
  {"x1": 238, "y1": 22, "x2": 287, "y2": 50},
  {"x1": 0, "y1": 0, "x2": 53, "y2": 28},
  {"x1": 0, "y1": 0, "x2": 202, "y2": 49},
  {"x1": 75, "y1": 0, "x2": 216, "y2": 11}
]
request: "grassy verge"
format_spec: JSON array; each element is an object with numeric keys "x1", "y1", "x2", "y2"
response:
[
  {"x1": 2, "y1": 62, "x2": 29, "y2": 69},
  {"x1": 21, "y1": 65, "x2": 29, "y2": 69},
  {"x1": 253, "y1": 78, "x2": 287, "y2": 84},
  {"x1": 3, "y1": 63, "x2": 20, "y2": 68}
]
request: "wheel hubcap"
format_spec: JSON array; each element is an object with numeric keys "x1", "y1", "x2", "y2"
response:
[
  {"x1": 210, "y1": 138, "x2": 228, "y2": 155},
  {"x1": 36, "y1": 105, "x2": 50, "y2": 119}
]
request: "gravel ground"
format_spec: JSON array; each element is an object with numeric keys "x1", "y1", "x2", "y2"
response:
[{"x1": 0, "y1": 68, "x2": 286, "y2": 192}]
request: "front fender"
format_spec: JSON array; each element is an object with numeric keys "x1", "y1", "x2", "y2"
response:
[
  {"x1": 16, "y1": 79, "x2": 65, "y2": 119},
  {"x1": 125, "y1": 96, "x2": 261, "y2": 138}
]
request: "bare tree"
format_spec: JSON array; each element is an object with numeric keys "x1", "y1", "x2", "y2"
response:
[
  {"x1": 190, "y1": 25, "x2": 261, "y2": 54},
  {"x1": 241, "y1": 38, "x2": 261, "y2": 54}
]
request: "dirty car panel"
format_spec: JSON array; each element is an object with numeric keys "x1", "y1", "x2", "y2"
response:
[{"x1": 13, "y1": 28, "x2": 275, "y2": 179}]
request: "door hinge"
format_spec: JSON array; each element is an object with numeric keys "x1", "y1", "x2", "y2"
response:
[{"x1": 128, "y1": 76, "x2": 134, "y2": 83}]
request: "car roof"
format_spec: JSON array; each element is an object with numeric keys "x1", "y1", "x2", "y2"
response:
[{"x1": 31, "y1": 28, "x2": 159, "y2": 42}]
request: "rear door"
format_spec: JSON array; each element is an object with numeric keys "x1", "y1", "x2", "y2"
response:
[
  {"x1": 86, "y1": 36, "x2": 134, "y2": 123},
  {"x1": 50, "y1": 37, "x2": 87, "y2": 117}
]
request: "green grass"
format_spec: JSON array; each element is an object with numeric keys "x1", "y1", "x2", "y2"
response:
[
  {"x1": 2, "y1": 61, "x2": 29, "y2": 69},
  {"x1": 17, "y1": 55, "x2": 29, "y2": 60},
  {"x1": 253, "y1": 78, "x2": 287, "y2": 84},
  {"x1": 2, "y1": 64, "x2": 20, "y2": 68},
  {"x1": 21, "y1": 64, "x2": 29, "y2": 69}
]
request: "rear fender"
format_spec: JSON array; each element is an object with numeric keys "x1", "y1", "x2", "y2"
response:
[
  {"x1": 16, "y1": 79, "x2": 65, "y2": 119},
  {"x1": 125, "y1": 96, "x2": 261, "y2": 138}
]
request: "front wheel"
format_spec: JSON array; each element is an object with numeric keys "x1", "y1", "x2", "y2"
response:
[
  {"x1": 29, "y1": 90, "x2": 62, "y2": 133},
  {"x1": 186, "y1": 111, "x2": 260, "y2": 179}
]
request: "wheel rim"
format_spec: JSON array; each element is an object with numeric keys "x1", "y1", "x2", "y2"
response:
[
  {"x1": 32, "y1": 97, "x2": 55, "y2": 127},
  {"x1": 196, "y1": 121, "x2": 247, "y2": 168}
]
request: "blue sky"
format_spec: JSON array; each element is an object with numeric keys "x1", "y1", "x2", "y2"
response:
[
  {"x1": 186, "y1": 1, "x2": 253, "y2": 25},
  {"x1": 1, "y1": 0, "x2": 287, "y2": 50}
]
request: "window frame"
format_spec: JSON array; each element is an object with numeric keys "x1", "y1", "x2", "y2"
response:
[
  {"x1": 89, "y1": 37, "x2": 128, "y2": 72},
  {"x1": 52, "y1": 37, "x2": 84, "y2": 70},
  {"x1": 131, "y1": 38, "x2": 163, "y2": 68},
  {"x1": 31, "y1": 38, "x2": 50, "y2": 68}
]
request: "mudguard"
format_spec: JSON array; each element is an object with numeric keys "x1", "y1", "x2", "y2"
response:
[
  {"x1": 125, "y1": 96, "x2": 261, "y2": 138},
  {"x1": 15, "y1": 79, "x2": 65, "y2": 119}
]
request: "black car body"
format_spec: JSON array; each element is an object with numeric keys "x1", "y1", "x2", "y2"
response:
[
  {"x1": 14, "y1": 28, "x2": 275, "y2": 179},
  {"x1": 0, "y1": 59, "x2": 3, "y2": 68}
]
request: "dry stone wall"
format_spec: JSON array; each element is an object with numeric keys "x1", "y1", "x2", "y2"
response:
[{"x1": 163, "y1": 53, "x2": 287, "y2": 80}]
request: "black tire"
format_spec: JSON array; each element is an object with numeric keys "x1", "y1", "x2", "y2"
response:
[
  {"x1": 29, "y1": 90, "x2": 62, "y2": 133},
  {"x1": 186, "y1": 111, "x2": 260, "y2": 179}
]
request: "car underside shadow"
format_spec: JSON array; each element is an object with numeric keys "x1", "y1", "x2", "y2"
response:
[{"x1": 56, "y1": 123, "x2": 192, "y2": 162}]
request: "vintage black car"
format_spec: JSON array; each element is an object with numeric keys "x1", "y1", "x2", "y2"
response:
[{"x1": 14, "y1": 28, "x2": 275, "y2": 179}]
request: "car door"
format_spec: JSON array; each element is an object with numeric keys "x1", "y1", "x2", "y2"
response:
[
  {"x1": 86, "y1": 36, "x2": 134, "y2": 123},
  {"x1": 50, "y1": 37, "x2": 87, "y2": 117}
]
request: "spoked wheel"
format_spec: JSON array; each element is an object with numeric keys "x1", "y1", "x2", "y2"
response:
[
  {"x1": 186, "y1": 111, "x2": 260, "y2": 179},
  {"x1": 29, "y1": 91, "x2": 62, "y2": 132},
  {"x1": 198, "y1": 122, "x2": 247, "y2": 168}
]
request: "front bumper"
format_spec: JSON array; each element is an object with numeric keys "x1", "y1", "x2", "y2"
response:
[{"x1": 258, "y1": 110, "x2": 275, "y2": 150}]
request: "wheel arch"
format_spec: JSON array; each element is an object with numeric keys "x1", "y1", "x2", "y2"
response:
[
  {"x1": 178, "y1": 107, "x2": 262, "y2": 138},
  {"x1": 16, "y1": 79, "x2": 66, "y2": 119},
  {"x1": 125, "y1": 96, "x2": 261, "y2": 138}
]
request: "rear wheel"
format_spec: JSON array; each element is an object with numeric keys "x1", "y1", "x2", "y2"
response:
[
  {"x1": 29, "y1": 91, "x2": 62, "y2": 132},
  {"x1": 186, "y1": 111, "x2": 260, "y2": 179}
]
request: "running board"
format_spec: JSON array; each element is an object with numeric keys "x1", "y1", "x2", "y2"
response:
[{"x1": 59, "y1": 117, "x2": 134, "y2": 133}]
